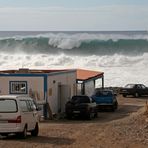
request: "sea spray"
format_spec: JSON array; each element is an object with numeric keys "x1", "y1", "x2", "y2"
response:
[
  {"x1": 0, "y1": 31, "x2": 148, "y2": 87},
  {"x1": 0, "y1": 52, "x2": 147, "y2": 87}
]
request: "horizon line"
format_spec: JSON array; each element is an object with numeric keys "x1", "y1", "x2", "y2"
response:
[{"x1": 0, "y1": 30, "x2": 147, "y2": 32}]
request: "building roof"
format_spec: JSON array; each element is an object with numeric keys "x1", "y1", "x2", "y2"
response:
[
  {"x1": 0, "y1": 68, "x2": 104, "y2": 81},
  {"x1": 76, "y1": 69, "x2": 104, "y2": 81},
  {"x1": 0, "y1": 68, "x2": 67, "y2": 74}
]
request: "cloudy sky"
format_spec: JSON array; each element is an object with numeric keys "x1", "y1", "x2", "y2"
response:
[{"x1": 0, "y1": 0, "x2": 148, "y2": 31}]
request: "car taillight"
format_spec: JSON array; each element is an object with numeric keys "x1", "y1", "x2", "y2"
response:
[{"x1": 8, "y1": 115, "x2": 21, "y2": 123}]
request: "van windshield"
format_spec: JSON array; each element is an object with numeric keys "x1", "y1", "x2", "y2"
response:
[{"x1": 0, "y1": 99, "x2": 17, "y2": 113}]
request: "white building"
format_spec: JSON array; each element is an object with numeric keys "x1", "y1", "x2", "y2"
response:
[{"x1": 0, "y1": 68, "x2": 104, "y2": 119}]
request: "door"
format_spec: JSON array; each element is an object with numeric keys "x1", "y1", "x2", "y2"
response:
[
  {"x1": 58, "y1": 84, "x2": 71, "y2": 113},
  {"x1": 19, "y1": 100, "x2": 36, "y2": 131}
]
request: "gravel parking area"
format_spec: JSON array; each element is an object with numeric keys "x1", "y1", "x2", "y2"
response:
[{"x1": 0, "y1": 95, "x2": 148, "y2": 148}]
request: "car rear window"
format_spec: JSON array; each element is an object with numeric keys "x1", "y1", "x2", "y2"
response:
[
  {"x1": 71, "y1": 96, "x2": 90, "y2": 103},
  {"x1": 95, "y1": 91, "x2": 112, "y2": 97},
  {"x1": 0, "y1": 99, "x2": 17, "y2": 113},
  {"x1": 125, "y1": 84, "x2": 134, "y2": 88}
]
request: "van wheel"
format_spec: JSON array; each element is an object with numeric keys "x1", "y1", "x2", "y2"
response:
[
  {"x1": 31, "y1": 123, "x2": 39, "y2": 137},
  {"x1": 18, "y1": 126, "x2": 27, "y2": 139}
]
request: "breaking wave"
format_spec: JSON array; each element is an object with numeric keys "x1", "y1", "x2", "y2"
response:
[{"x1": 0, "y1": 32, "x2": 148, "y2": 55}]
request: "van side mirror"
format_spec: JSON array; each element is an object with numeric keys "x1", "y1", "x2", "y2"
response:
[{"x1": 31, "y1": 105, "x2": 37, "y2": 111}]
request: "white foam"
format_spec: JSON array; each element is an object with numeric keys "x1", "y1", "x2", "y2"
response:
[{"x1": 0, "y1": 53, "x2": 148, "y2": 87}]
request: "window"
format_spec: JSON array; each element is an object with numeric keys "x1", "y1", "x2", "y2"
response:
[
  {"x1": 141, "y1": 84, "x2": 146, "y2": 89},
  {"x1": 95, "y1": 90, "x2": 112, "y2": 97},
  {"x1": 27, "y1": 100, "x2": 37, "y2": 111},
  {"x1": 0, "y1": 99, "x2": 17, "y2": 113},
  {"x1": 10, "y1": 81, "x2": 27, "y2": 94},
  {"x1": 136, "y1": 85, "x2": 142, "y2": 89},
  {"x1": 19, "y1": 100, "x2": 32, "y2": 112},
  {"x1": 125, "y1": 84, "x2": 135, "y2": 88},
  {"x1": 71, "y1": 96, "x2": 90, "y2": 103}
]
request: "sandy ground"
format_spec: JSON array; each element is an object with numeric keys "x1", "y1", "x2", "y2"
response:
[{"x1": 0, "y1": 95, "x2": 148, "y2": 148}]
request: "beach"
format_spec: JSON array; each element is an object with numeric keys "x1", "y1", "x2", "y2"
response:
[
  {"x1": 0, "y1": 94, "x2": 148, "y2": 148},
  {"x1": 0, "y1": 0, "x2": 148, "y2": 147},
  {"x1": 0, "y1": 31, "x2": 148, "y2": 147}
]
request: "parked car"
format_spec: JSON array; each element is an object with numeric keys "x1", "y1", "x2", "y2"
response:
[
  {"x1": 65, "y1": 95, "x2": 97, "y2": 119},
  {"x1": 91, "y1": 89, "x2": 118, "y2": 111},
  {"x1": 120, "y1": 84, "x2": 148, "y2": 98},
  {"x1": 0, "y1": 95, "x2": 40, "y2": 138}
]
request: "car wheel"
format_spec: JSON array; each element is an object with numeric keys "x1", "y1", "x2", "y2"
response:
[
  {"x1": 31, "y1": 123, "x2": 39, "y2": 137},
  {"x1": 114, "y1": 101, "x2": 118, "y2": 109},
  {"x1": 94, "y1": 108, "x2": 98, "y2": 118},
  {"x1": 66, "y1": 114, "x2": 72, "y2": 119},
  {"x1": 86, "y1": 112, "x2": 93, "y2": 120},
  {"x1": 134, "y1": 92, "x2": 139, "y2": 98},
  {"x1": 18, "y1": 126, "x2": 27, "y2": 139},
  {"x1": 94, "y1": 112, "x2": 98, "y2": 118},
  {"x1": 123, "y1": 94, "x2": 127, "y2": 97},
  {"x1": 111, "y1": 105, "x2": 115, "y2": 112}
]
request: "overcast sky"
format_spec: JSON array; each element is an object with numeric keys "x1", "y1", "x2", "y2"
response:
[{"x1": 0, "y1": 0, "x2": 148, "y2": 31}]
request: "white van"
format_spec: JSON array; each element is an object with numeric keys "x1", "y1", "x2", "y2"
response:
[{"x1": 0, "y1": 95, "x2": 39, "y2": 138}]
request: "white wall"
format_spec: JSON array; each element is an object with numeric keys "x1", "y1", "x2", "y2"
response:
[
  {"x1": 47, "y1": 71, "x2": 76, "y2": 114},
  {"x1": 0, "y1": 71, "x2": 77, "y2": 114},
  {"x1": 0, "y1": 76, "x2": 44, "y2": 101}
]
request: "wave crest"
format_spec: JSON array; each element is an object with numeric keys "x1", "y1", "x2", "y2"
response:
[{"x1": 0, "y1": 32, "x2": 148, "y2": 54}]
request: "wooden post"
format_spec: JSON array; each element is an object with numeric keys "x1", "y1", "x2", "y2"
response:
[{"x1": 46, "y1": 102, "x2": 53, "y2": 120}]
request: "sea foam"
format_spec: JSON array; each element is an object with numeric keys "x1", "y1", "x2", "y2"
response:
[
  {"x1": 0, "y1": 52, "x2": 147, "y2": 87},
  {"x1": 0, "y1": 31, "x2": 148, "y2": 87}
]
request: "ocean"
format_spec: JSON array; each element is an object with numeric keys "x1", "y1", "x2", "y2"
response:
[{"x1": 0, "y1": 31, "x2": 148, "y2": 87}]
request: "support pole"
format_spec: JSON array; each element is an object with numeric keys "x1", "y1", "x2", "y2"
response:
[
  {"x1": 102, "y1": 76, "x2": 104, "y2": 88},
  {"x1": 82, "y1": 82, "x2": 85, "y2": 95}
]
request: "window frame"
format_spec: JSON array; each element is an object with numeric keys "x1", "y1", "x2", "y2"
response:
[{"x1": 9, "y1": 81, "x2": 28, "y2": 94}]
